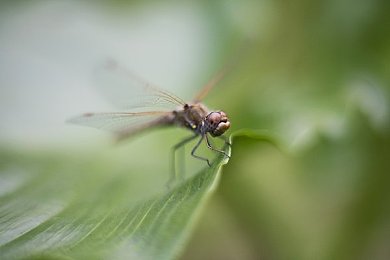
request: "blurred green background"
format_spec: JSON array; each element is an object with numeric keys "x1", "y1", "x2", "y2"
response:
[{"x1": 1, "y1": 0, "x2": 389, "y2": 259}]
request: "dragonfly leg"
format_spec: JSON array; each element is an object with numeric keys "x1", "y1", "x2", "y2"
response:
[
  {"x1": 191, "y1": 135, "x2": 211, "y2": 167},
  {"x1": 206, "y1": 134, "x2": 230, "y2": 158},
  {"x1": 168, "y1": 134, "x2": 198, "y2": 188},
  {"x1": 218, "y1": 135, "x2": 231, "y2": 146}
]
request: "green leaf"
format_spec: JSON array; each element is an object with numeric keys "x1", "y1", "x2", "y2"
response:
[{"x1": 0, "y1": 140, "x2": 231, "y2": 260}]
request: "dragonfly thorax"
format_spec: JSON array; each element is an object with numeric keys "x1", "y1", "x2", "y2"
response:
[{"x1": 174, "y1": 103, "x2": 208, "y2": 131}]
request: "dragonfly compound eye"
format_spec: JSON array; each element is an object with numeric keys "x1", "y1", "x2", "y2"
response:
[
  {"x1": 207, "y1": 111, "x2": 230, "y2": 136},
  {"x1": 207, "y1": 112, "x2": 221, "y2": 126}
]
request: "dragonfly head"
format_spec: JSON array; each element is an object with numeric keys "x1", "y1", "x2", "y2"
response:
[{"x1": 205, "y1": 111, "x2": 230, "y2": 137}]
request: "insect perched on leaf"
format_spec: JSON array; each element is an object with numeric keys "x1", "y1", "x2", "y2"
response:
[{"x1": 68, "y1": 59, "x2": 231, "y2": 183}]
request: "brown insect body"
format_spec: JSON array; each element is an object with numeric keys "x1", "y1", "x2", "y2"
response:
[
  {"x1": 170, "y1": 102, "x2": 230, "y2": 137},
  {"x1": 113, "y1": 102, "x2": 230, "y2": 143}
]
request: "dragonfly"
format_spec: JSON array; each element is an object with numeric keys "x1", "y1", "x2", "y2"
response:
[{"x1": 68, "y1": 59, "x2": 231, "y2": 182}]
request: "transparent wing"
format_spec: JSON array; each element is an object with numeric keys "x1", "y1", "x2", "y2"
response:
[
  {"x1": 67, "y1": 111, "x2": 173, "y2": 137},
  {"x1": 193, "y1": 43, "x2": 247, "y2": 102},
  {"x1": 193, "y1": 64, "x2": 231, "y2": 102},
  {"x1": 94, "y1": 59, "x2": 186, "y2": 111}
]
